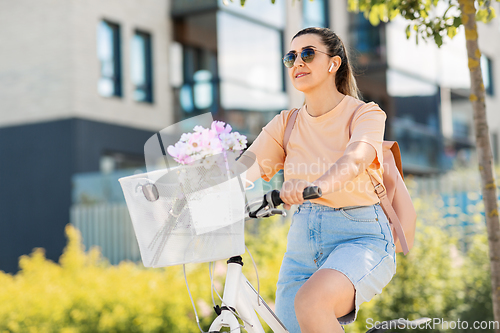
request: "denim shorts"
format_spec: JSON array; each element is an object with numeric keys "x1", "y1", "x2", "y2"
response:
[{"x1": 275, "y1": 201, "x2": 396, "y2": 332}]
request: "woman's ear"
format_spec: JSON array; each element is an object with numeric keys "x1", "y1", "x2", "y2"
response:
[{"x1": 329, "y1": 56, "x2": 342, "y2": 73}]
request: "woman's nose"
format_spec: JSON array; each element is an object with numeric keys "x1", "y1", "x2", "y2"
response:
[{"x1": 294, "y1": 55, "x2": 305, "y2": 67}]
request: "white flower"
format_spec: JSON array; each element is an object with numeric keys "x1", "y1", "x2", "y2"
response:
[
  {"x1": 193, "y1": 125, "x2": 205, "y2": 133},
  {"x1": 201, "y1": 156, "x2": 216, "y2": 169},
  {"x1": 180, "y1": 132, "x2": 192, "y2": 142}
]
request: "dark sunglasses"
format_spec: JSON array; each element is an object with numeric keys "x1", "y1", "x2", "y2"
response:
[{"x1": 283, "y1": 47, "x2": 333, "y2": 68}]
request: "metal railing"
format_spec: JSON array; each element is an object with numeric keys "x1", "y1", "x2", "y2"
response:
[{"x1": 70, "y1": 203, "x2": 141, "y2": 265}]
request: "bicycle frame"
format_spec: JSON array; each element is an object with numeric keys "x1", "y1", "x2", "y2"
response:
[{"x1": 208, "y1": 256, "x2": 289, "y2": 333}]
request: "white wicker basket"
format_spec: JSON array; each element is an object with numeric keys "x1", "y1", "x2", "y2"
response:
[{"x1": 118, "y1": 161, "x2": 246, "y2": 267}]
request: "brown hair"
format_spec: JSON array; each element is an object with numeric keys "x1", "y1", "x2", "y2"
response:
[{"x1": 292, "y1": 27, "x2": 361, "y2": 100}]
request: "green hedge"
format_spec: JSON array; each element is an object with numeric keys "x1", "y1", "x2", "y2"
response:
[{"x1": 0, "y1": 197, "x2": 493, "y2": 332}]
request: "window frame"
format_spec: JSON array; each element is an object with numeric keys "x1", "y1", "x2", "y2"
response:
[
  {"x1": 132, "y1": 30, "x2": 154, "y2": 103},
  {"x1": 97, "y1": 20, "x2": 123, "y2": 98}
]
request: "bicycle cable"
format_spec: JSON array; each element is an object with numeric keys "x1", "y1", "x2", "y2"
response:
[
  {"x1": 245, "y1": 245, "x2": 261, "y2": 307},
  {"x1": 183, "y1": 264, "x2": 204, "y2": 333},
  {"x1": 209, "y1": 261, "x2": 216, "y2": 308}
]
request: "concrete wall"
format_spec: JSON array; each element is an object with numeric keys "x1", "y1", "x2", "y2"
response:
[
  {"x1": 0, "y1": 0, "x2": 174, "y2": 131},
  {"x1": 284, "y1": 0, "x2": 305, "y2": 109},
  {"x1": 0, "y1": 0, "x2": 73, "y2": 127}
]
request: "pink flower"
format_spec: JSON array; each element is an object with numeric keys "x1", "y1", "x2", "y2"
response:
[
  {"x1": 175, "y1": 154, "x2": 193, "y2": 165},
  {"x1": 211, "y1": 121, "x2": 232, "y2": 135},
  {"x1": 188, "y1": 132, "x2": 203, "y2": 152},
  {"x1": 167, "y1": 144, "x2": 180, "y2": 158},
  {"x1": 167, "y1": 121, "x2": 246, "y2": 166}
]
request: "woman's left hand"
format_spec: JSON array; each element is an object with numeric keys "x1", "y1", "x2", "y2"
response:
[{"x1": 280, "y1": 179, "x2": 315, "y2": 210}]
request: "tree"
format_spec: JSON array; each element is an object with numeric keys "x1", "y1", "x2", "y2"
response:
[{"x1": 344, "y1": 0, "x2": 500, "y2": 327}]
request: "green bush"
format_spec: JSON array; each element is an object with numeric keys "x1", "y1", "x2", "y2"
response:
[
  {"x1": 0, "y1": 225, "x2": 216, "y2": 332},
  {"x1": 0, "y1": 196, "x2": 493, "y2": 332}
]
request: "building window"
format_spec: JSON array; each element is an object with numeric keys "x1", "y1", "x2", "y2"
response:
[
  {"x1": 302, "y1": 0, "x2": 329, "y2": 28},
  {"x1": 481, "y1": 55, "x2": 494, "y2": 96},
  {"x1": 131, "y1": 31, "x2": 153, "y2": 103},
  {"x1": 100, "y1": 151, "x2": 144, "y2": 173},
  {"x1": 349, "y1": 13, "x2": 383, "y2": 64},
  {"x1": 97, "y1": 20, "x2": 122, "y2": 97},
  {"x1": 178, "y1": 45, "x2": 218, "y2": 115},
  {"x1": 217, "y1": 11, "x2": 286, "y2": 111}
]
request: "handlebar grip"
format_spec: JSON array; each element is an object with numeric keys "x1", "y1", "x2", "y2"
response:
[
  {"x1": 303, "y1": 186, "x2": 322, "y2": 200},
  {"x1": 270, "y1": 186, "x2": 322, "y2": 207},
  {"x1": 271, "y1": 190, "x2": 283, "y2": 207}
]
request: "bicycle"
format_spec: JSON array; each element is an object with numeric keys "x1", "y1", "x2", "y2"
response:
[{"x1": 202, "y1": 186, "x2": 431, "y2": 333}]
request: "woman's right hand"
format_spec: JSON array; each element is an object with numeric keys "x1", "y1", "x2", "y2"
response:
[{"x1": 280, "y1": 178, "x2": 315, "y2": 210}]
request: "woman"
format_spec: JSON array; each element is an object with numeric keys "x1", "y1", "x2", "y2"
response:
[{"x1": 241, "y1": 27, "x2": 396, "y2": 333}]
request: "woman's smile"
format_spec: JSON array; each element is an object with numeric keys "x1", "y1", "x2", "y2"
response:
[{"x1": 295, "y1": 72, "x2": 310, "y2": 79}]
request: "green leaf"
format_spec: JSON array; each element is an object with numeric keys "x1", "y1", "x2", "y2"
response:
[
  {"x1": 369, "y1": 6, "x2": 381, "y2": 26},
  {"x1": 453, "y1": 16, "x2": 462, "y2": 27},
  {"x1": 348, "y1": 0, "x2": 358, "y2": 12},
  {"x1": 491, "y1": 6, "x2": 497, "y2": 19},
  {"x1": 447, "y1": 26, "x2": 458, "y2": 39},
  {"x1": 271, "y1": 0, "x2": 276, "y2": 3},
  {"x1": 476, "y1": 8, "x2": 488, "y2": 22},
  {"x1": 406, "y1": 24, "x2": 412, "y2": 39},
  {"x1": 479, "y1": 6, "x2": 497, "y2": 22},
  {"x1": 434, "y1": 32, "x2": 443, "y2": 47},
  {"x1": 240, "y1": 0, "x2": 245, "y2": 6},
  {"x1": 389, "y1": 7, "x2": 400, "y2": 20}
]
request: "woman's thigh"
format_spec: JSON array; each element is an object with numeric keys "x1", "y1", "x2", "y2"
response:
[
  {"x1": 294, "y1": 268, "x2": 355, "y2": 319},
  {"x1": 317, "y1": 203, "x2": 396, "y2": 325}
]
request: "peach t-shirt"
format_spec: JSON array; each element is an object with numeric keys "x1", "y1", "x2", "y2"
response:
[{"x1": 247, "y1": 94, "x2": 387, "y2": 208}]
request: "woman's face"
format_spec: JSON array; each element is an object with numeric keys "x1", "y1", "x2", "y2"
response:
[{"x1": 286, "y1": 33, "x2": 340, "y2": 93}]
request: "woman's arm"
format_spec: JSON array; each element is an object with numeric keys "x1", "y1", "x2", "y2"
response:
[
  {"x1": 237, "y1": 151, "x2": 265, "y2": 188},
  {"x1": 311, "y1": 141, "x2": 377, "y2": 195},
  {"x1": 279, "y1": 141, "x2": 377, "y2": 209}
]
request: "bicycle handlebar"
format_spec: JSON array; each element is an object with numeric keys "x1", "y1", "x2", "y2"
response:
[
  {"x1": 270, "y1": 186, "x2": 323, "y2": 207},
  {"x1": 246, "y1": 186, "x2": 322, "y2": 219}
]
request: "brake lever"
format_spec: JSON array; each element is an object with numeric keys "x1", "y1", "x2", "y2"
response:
[
  {"x1": 254, "y1": 207, "x2": 287, "y2": 218},
  {"x1": 271, "y1": 209, "x2": 287, "y2": 217},
  {"x1": 256, "y1": 209, "x2": 271, "y2": 218}
]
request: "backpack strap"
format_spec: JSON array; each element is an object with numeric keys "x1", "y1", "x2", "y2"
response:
[
  {"x1": 283, "y1": 108, "x2": 299, "y2": 155},
  {"x1": 368, "y1": 170, "x2": 410, "y2": 255},
  {"x1": 349, "y1": 104, "x2": 410, "y2": 254}
]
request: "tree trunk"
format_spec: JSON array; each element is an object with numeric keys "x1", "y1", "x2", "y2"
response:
[{"x1": 458, "y1": 0, "x2": 500, "y2": 329}]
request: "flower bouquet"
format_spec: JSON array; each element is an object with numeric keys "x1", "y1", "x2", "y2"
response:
[{"x1": 119, "y1": 121, "x2": 248, "y2": 267}]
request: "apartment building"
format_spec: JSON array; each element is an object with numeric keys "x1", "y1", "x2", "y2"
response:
[
  {"x1": 0, "y1": 0, "x2": 172, "y2": 272},
  {"x1": 0, "y1": 0, "x2": 497, "y2": 271}
]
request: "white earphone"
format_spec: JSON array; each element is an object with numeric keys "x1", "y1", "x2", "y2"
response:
[{"x1": 328, "y1": 63, "x2": 334, "y2": 73}]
